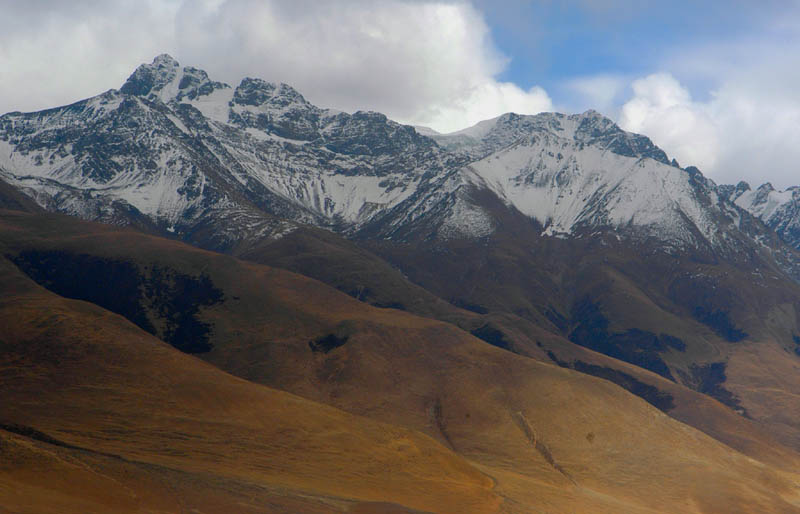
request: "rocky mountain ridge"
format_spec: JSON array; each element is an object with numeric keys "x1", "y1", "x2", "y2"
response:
[
  {"x1": 0, "y1": 54, "x2": 796, "y2": 266},
  {"x1": 722, "y1": 181, "x2": 800, "y2": 250}
]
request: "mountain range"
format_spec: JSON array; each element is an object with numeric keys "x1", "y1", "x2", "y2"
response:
[{"x1": 3, "y1": 55, "x2": 800, "y2": 513}]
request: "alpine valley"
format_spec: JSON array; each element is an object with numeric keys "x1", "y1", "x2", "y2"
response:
[{"x1": 3, "y1": 55, "x2": 800, "y2": 513}]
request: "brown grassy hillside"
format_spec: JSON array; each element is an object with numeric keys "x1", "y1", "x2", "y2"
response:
[
  {"x1": 0, "y1": 256, "x2": 500, "y2": 513},
  {"x1": 3, "y1": 210, "x2": 800, "y2": 512}
]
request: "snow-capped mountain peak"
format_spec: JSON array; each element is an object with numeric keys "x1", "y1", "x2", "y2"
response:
[
  {"x1": 120, "y1": 54, "x2": 231, "y2": 106},
  {"x1": 0, "y1": 55, "x2": 459, "y2": 244},
  {"x1": 724, "y1": 181, "x2": 800, "y2": 250},
  {"x1": 0, "y1": 54, "x2": 793, "y2": 261},
  {"x1": 433, "y1": 110, "x2": 669, "y2": 167},
  {"x1": 233, "y1": 78, "x2": 310, "y2": 109},
  {"x1": 455, "y1": 112, "x2": 720, "y2": 245},
  {"x1": 120, "y1": 54, "x2": 181, "y2": 98}
]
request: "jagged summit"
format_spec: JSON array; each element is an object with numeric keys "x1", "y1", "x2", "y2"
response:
[
  {"x1": 0, "y1": 54, "x2": 450, "y2": 244},
  {"x1": 153, "y1": 53, "x2": 179, "y2": 66},
  {"x1": 119, "y1": 54, "x2": 230, "y2": 105},
  {"x1": 723, "y1": 180, "x2": 800, "y2": 250},
  {"x1": 233, "y1": 78, "x2": 309, "y2": 107},
  {"x1": 432, "y1": 109, "x2": 670, "y2": 166},
  {"x1": 119, "y1": 55, "x2": 313, "y2": 115},
  {"x1": 120, "y1": 53, "x2": 181, "y2": 96}
]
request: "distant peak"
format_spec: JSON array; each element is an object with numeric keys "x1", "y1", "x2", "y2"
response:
[
  {"x1": 570, "y1": 109, "x2": 614, "y2": 125},
  {"x1": 579, "y1": 109, "x2": 603, "y2": 118},
  {"x1": 437, "y1": 108, "x2": 669, "y2": 164},
  {"x1": 757, "y1": 182, "x2": 775, "y2": 193},
  {"x1": 152, "y1": 53, "x2": 180, "y2": 67},
  {"x1": 684, "y1": 166, "x2": 703, "y2": 178},
  {"x1": 119, "y1": 54, "x2": 229, "y2": 102},
  {"x1": 120, "y1": 54, "x2": 181, "y2": 97},
  {"x1": 233, "y1": 77, "x2": 310, "y2": 107}
]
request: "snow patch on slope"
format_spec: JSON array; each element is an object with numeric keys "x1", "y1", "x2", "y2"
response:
[
  {"x1": 186, "y1": 87, "x2": 234, "y2": 124},
  {"x1": 466, "y1": 136, "x2": 717, "y2": 245},
  {"x1": 439, "y1": 195, "x2": 495, "y2": 239},
  {"x1": 735, "y1": 187, "x2": 795, "y2": 220}
]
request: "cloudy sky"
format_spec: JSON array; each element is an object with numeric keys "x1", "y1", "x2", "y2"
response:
[{"x1": 1, "y1": 0, "x2": 799, "y2": 188}]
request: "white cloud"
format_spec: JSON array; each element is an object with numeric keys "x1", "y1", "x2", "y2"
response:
[
  {"x1": 617, "y1": 52, "x2": 800, "y2": 189},
  {"x1": 0, "y1": 1, "x2": 180, "y2": 114},
  {"x1": 411, "y1": 82, "x2": 551, "y2": 133},
  {"x1": 618, "y1": 73, "x2": 719, "y2": 173},
  {"x1": 706, "y1": 82, "x2": 800, "y2": 189},
  {"x1": 0, "y1": 0, "x2": 551, "y2": 132},
  {"x1": 563, "y1": 74, "x2": 627, "y2": 114}
]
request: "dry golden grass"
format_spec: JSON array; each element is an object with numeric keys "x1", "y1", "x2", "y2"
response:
[
  {"x1": 0, "y1": 262, "x2": 500, "y2": 512},
  {"x1": 3, "y1": 210, "x2": 800, "y2": 512}
]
